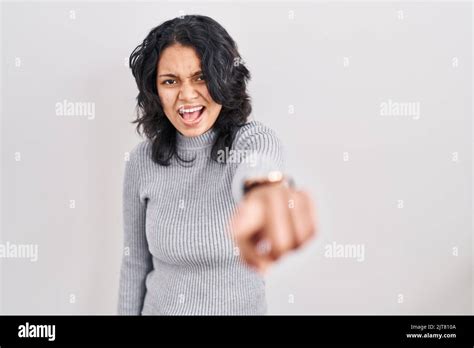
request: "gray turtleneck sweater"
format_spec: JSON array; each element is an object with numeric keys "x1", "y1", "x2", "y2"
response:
[{"x1": 117, "y1": 120, "x2": 285, "y2": 315}]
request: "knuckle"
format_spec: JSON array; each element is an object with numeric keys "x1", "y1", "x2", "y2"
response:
[
  {"x1": 294, "y1": 234, "x2": 304, "y2": 248},
  {"x1": 271, "y1": 243, "x2": 287, "y2": 258}
]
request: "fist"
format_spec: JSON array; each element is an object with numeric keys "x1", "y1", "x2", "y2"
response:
[{"x1": 230, "y1": 181, "x2": 317, "y2": 274}]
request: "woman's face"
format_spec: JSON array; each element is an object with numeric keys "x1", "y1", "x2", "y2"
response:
[{"x1": 157, "y1": 43, "x2": 222, "y2": 137}]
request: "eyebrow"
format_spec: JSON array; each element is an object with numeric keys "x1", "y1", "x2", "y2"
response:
[{"x1": 158, "y1": 70, "x2": 202, "y2": 78}]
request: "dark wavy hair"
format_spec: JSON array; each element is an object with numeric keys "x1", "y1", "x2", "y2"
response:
[{"x1": 129, "y1": 14, "x2": 252, "y2": 166}]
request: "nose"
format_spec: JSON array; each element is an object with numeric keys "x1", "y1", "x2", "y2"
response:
[{"x1": 178, "y1": 80, "x2": 198, "y2": 101}]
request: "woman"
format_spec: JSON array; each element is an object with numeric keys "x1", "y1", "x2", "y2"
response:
[{"x1": 118, "y1": 14, "x2": 317, "y2": 315}]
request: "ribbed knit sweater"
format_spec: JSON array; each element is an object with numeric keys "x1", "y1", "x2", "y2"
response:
[{"x1": 117, "y1": 120, "x2": 285, "y2": 315}]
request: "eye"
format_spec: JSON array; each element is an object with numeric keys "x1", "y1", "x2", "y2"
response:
[
  {"x1": 196, "y1": 74, "x2": 205, "y2": 81},
  {"x1": 163, "y1": 79, "x2": 176, "y2": 85}
]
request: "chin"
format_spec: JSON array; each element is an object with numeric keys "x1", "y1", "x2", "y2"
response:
[{"x1": 177, "y1": 124, "x2": 209, "y2": 137}]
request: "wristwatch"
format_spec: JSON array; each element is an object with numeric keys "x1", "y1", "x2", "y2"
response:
[{"x1": 243, "y1": 170, "x2": 294, "y2": 194}]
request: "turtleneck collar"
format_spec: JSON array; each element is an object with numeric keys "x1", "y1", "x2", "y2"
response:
[{"x1": 176, "y1": 126, "x2": 217, "y2": 150}]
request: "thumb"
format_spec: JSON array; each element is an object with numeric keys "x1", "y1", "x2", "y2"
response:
[
  {"x1": 230, "y1": 196, "x2": 267, "y2": 266},
  {"x1": 231, "y1": 196, "x2": 265, "y2": 240}
]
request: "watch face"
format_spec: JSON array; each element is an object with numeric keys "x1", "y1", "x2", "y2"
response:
[
  {"x1": 267, "y1": 171, "x2": 284, "y2": 182},
  {"x1": 243, "y1": 172, "x2": 288, "y2": 194}
]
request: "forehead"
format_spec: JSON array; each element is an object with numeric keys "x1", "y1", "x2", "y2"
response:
[{"x1": 157, "y1": 44, "x2": 201, "y2": 74}]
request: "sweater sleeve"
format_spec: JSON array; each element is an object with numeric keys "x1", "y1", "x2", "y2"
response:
[
  {"x1": 117, "y1": 142, "x2": 153, "y2": 315},
  {"x1": 231, "y1": 120, "x2": 288, "y2": 204}
]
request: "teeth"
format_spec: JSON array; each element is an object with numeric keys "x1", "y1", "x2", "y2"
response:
[{"x1": 179, "y1": 106, "x2": 203, "y2": 114}]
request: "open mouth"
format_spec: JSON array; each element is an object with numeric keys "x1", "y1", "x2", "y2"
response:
[{"x1": 178, "y1": 105, "x2": 206, "y2": 125}]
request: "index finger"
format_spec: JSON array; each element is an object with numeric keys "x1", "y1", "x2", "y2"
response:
[{"x1": 229, "y1": 198, "x2": 271, "y2": 270}]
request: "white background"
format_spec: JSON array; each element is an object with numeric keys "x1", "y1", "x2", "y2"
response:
[{"x1": 1, "y1": 1, "x2": 472, "y2": 314}]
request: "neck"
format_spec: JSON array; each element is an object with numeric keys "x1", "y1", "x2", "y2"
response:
[{"x1": 176, "y1": 126, "x2": 217, "y2": 150}]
